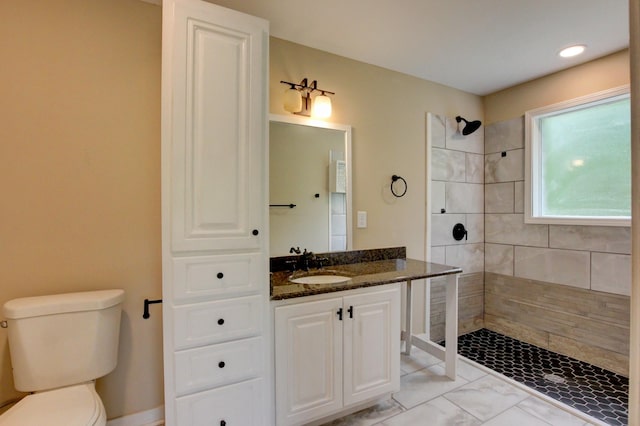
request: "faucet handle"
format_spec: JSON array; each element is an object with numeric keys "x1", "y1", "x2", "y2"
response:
[
  {"x1": 289, "y1": 246, "x2": 301, "y2": 254},
  {"x1": 284, "y1": 259, "x2": 297, "y2": 272},
  {"x1": 315, "y1": 257, "x2": 329, "y2": 269}
]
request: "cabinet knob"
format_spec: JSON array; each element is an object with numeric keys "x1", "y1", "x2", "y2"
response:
[
  {"x1": 218, "y1": 361, "x2": 225, "y2": 368},
  {"x1": 220, "y1": 421, "x2": 226, "y2": 426},
  {"x1": 252, "y1": 229, "x2": 259, "y2": 236},
  {"x1": 217, "y1": 318, "x2": 224, "y2": 325},
  {"x1": 217, "y1": 272, "x2": 224, "y2": 279}
]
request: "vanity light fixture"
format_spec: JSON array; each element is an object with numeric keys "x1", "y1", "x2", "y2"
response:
[
  {"x1": 280, "y1": 78, "x2": 335, "y2": 118},
  {"x1": 559, "y1": 44, "x2": 586, "y2": 58}
]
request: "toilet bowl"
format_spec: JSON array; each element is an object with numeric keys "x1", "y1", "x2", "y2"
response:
[
  {"x1": 0, "y1": 289, "x2": 124, "y2": 426},
  {"x1": 0, "y1": 383, "x2": 105, "y2": 426}
]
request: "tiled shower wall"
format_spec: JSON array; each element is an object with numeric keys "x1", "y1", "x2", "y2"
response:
[
  {"x1": 483, "y1": 117, "x2": 631, "y2": 376},
  {"x1": 429, "y1": 114, "x2": 485, "y2": 340},
  {"x1": 430, "y1": 115, "x2": 484, "y2": 273}
]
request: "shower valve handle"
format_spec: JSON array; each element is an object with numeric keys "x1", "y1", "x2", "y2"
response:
[{"x1": 452, "y1": 223, "x2": 467, "y2": 241}]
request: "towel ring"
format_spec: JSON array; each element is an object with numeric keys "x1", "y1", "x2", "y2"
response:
[{"x1": 391, "y1": 175, "x2": 407, "y2": 198}]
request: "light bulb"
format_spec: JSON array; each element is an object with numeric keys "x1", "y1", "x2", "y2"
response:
[{"x1": 311, "y1": 93, "x2": 332, "y2": 119}]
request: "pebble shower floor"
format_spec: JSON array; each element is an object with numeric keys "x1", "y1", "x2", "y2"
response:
[{"x1": 450, "y1": 329, "x2": 628, "y2": 426}]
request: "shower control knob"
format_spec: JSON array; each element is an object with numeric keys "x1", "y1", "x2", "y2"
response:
[{"x1": 452, "y1": 223, "x2": 468, "y2": 241}]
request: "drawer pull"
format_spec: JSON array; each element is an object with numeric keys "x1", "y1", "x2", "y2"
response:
[
  {"x1": 252, "y1": 229, "x2": 259, "y2": 236},
  {"x1": 220, "y1": 421, "x2": 226, "y2": 426},
  {"x1": 217, "y1": 272, "x2": 224, "y2": 279},
  {"x1": 218, "y1": 361, "x2": 225, "y2": 368},
  {"x1": 217, "y1": 318, "x2": 224, "y2": 325}
]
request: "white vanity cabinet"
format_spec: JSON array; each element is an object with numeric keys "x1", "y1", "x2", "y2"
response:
[
  {"x1": 161, "y1": 0, "x2": 270, "y2": 425},
  {"x1": 274, "y1": 284, "x2": 400, "y2": 426}
]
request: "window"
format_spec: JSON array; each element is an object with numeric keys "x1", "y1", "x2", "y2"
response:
[{"x1": 525, "y1": 86, "x2": 631, "y2": 226}]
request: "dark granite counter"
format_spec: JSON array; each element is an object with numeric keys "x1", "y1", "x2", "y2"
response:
[{"x1": 270, "y1": 247, "x2": 462, "y2": 300}]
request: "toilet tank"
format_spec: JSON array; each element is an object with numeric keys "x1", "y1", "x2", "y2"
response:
[{"x1": 3, "y1": 289, "x2": 125, "y2": 392}]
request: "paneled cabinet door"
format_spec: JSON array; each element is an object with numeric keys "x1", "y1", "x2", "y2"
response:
[
  {"x1": 165, "y1": 0, "x2": 267, "y2": 253},
  {"x1": 275, "y1": 298, "x2": 343, "y2": 426},
  {"x1": 343, "y1": 288, "x2": 401, "y2": 406}
]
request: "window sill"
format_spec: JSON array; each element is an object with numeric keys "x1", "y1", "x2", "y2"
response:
[{"x1": 524, "y1": 215, "x2": 631, "y2": 227}]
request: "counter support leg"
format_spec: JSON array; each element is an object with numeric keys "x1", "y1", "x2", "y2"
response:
[
  {"x1": 404, "y1": 279, "x2": 412, "y2": 355},
  {"x1": 444, "y1": 273, "x2": 459, "y2": 379}
]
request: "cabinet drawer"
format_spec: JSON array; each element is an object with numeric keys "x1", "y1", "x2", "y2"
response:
[
  {"x1": 172, "y1": 253, "x2": 263, "y2": 302},
  {"x1": 175, "y1": 337, "x2": 263, "y2": 396},
  {"x1": 176, "y1": 378, "x2": 264, "y2": 426},
  {"x1": 174, "y1": 295, "x2": 262, "y2": 350}
]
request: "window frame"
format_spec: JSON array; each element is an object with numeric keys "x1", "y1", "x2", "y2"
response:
[{"x1": 524, "y1": 85, "x2": 631, "y2": 227}]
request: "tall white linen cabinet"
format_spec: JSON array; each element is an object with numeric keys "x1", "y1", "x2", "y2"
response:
[{"x1": 160, "y1": 0, "x2": 271, "y2": 425}]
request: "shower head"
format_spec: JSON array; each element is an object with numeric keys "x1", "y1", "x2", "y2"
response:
[{"x1": 456, "y1": 116, "x2": 482, "y2": 136}]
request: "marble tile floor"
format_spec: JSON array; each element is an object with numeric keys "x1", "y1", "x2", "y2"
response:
[{"x1": 319, "y1": 348, "x2": 607, "y2": 426}]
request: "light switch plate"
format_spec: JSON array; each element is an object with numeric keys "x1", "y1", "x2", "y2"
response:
[{"x1": 357, "y1": 211, "x2": 367, "y2": 228}]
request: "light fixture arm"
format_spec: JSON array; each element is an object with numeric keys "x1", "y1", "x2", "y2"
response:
[{"x1": 279, "y1": 78, "x2": 335, "y2": 96}]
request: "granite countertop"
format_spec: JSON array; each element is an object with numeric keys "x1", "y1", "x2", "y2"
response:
[{"x1": 270, "y1": 257, "x2": 462, "y2": 300}]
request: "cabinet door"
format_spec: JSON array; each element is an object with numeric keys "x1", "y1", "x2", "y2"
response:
[
  {"x1": 165, "y1": 0, "x2": 267, "y2": 253},
  {"x1": 275, "y1": 298, "x2": 343, "y2": 426},
  {"x1": 343, "y1": 286, "x2": 400, "y2": 406}
]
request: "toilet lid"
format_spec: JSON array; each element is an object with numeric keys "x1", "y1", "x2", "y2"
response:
[{"x1": 0, "y1": 383, "x2": 104, "y2": 426}]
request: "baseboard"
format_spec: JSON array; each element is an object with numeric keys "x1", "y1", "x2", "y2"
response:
[{"x1": 107, "y1": 406, "x2": 164, "y2": 426}]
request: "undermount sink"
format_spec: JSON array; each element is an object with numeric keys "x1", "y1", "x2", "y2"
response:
[{"x1": 289, "y1": 275, "x2": 352, "y2": 285}]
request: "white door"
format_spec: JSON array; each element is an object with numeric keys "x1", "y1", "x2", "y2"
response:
[
  {"x1": 274, "y1": 298, "x2": 343, "y2": 426},
  {"x1": 343, "y1": 287, "x2": 401, "y2": 406}
]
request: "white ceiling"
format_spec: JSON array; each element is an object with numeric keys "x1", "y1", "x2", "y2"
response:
[{"x1": 207, "y1": 0, "x2": 629, "y2": 95}]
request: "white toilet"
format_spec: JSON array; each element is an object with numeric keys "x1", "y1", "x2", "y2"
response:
[{"x1": 0, "y1": 289, "x2": 125, "y2": 426}]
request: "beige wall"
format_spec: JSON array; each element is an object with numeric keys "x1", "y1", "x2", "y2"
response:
[
  {"x1": 270, "y1": 38, "x2": 483, "y2": 258},
  {"x1": 484, "y1": 49, "x2": 630, "y2": 124},
  {"x1": 0, "y1": 0, "x2": 163, "y2": 419}
]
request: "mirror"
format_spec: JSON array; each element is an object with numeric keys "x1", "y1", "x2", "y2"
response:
[{"x1": 269, "y1": 114, "x2": 352, "y2": 257}]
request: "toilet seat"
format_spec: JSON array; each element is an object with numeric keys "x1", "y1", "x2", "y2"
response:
[{"x1": 0, "y1": 383, "x2": 106, "y2": 426}]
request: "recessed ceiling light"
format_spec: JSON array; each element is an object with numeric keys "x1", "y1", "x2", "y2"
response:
[{"x1": 559, "y1": 44, "x2": 586, "y2": 58}]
